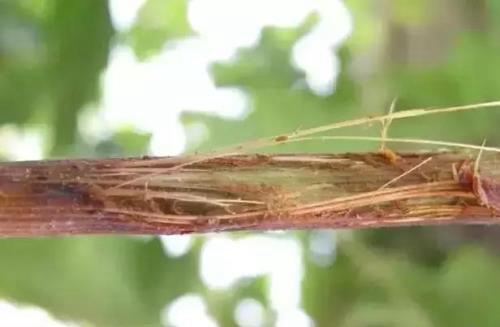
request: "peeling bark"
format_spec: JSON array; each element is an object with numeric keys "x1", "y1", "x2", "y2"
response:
[{"x1": 0, "y1": 152, "x2": 499, "y2": 237}]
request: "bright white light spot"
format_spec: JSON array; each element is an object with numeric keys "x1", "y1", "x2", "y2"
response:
[
  {"x1": 268, "y1": 238, "x2": 303, "y2": 309},
  {"x1": 99, "y1": 42, "x2": 249, "y2": 155},
  {"x1": 234, "y1": 298, "x2": 264, "y2": 327},
  {"x1": 315, "y1": 0, "x2": 352, "y2": 47},
  {"x1": 200, "y1": 235, "x2": 302, "y2": 309},
  {"x1": 109, "y1": 0, "x2": 146, "y2": 31},
  {"x1": 292, "y1": 34, "x2": 338, "y2": 96},
  {"x1": 183, "y1": 121, "x2": 210, "y2": 150},
  {"x1": 189, "y1": 0, "x2": 261, "y2": 56},
  {"x1": 275, "y1": 308, "x2": 314, "y2": 327},
  {"x1": 291, "y1": 0, "x2": 352, "y2": 95},
  {"x1": 200, "y1": 236, "x2": 238, "y2": 289},
  {"x1": 160, "y1": 235, "x2": 194, "y2": 258},
  {"x1": 308, "y1": 230, "x2": 337, "y2": 266},
  {"x1": 163, "y1": 294, "x2": 218, "y2": 327},
  {"x1": 100, "y1": 46, "x2": 183, "y2": 155},
  {"x1": 189, "y1": 0, "x2": 315, "y2": 60},
  {"x1": 0, "y1": 300, "x2": 78, "y2": 327},
  {"x1": 208, "y1": 87, "x2": 249, "y2": 119},
  {"x1": 0, "y1": 125, "x2": 44, "y2": 160}
]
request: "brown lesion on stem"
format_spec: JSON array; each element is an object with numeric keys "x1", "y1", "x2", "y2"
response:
[
  {"x1": 0, "y1": 152, "x2": 499, "y2": 237},
  {"x1": 454, "y1": 158, "x2": 500, "y2": 213}
]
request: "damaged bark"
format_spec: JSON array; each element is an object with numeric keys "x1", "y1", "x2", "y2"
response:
[{"x1": 0, "y1": 151, "x2": 499, "y2": 237}]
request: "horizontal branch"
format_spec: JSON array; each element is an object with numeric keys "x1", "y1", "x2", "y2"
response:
[{"x1": 0, "y1": 152, "x2": 499, "y2": 237}]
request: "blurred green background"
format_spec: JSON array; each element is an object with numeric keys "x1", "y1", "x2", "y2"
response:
[{"x1": 2, "y1": 0, "x2": 500, "y2": 326}]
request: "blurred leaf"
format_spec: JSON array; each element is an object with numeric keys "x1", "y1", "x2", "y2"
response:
[
  {"x1": 341, "y1": 303, "x2": 433, "y2": 327},
  {"x1": 436, "y1": 246, "x2": 500, "y2": 327},
  {"x1": 94, "y1": 129, "x2": 152, "y2": 157},
  {"x1": 128, "y1": 0, "x2": 191, "y2": 59},
  {"x1": 360, "y1": 228, "x2": 448, "y2": 267},
  {"x1": 113, "y1": 129, "x2": 151, "y2": 155},
  {"x1": 45, "y1": 0, "x2": 113, "y2": 155},
  {"x1": 302, "y1": 250, "x2": 362, "y2": 326},
  {"x1": 303, "y1": 239, "x2": 440, "y2": 327},
  {"x1": 388, "y1": 35, "x2": 500, "y2": 148},
  {"x1": 0, "y1": 237, "x2": 201, "y2": 326},
  {"x1": 17, "y1": 0, "x2": 51, "y2": 19},
  {"x1": 0, "y1": 66, "x2": 43, "y2": 124},
  {"x1": 0, "y1": 2, "x2": 44, "y2": 124},
  {"x1": 0, "y1": 0, "x2": 113, "y2": 155}
]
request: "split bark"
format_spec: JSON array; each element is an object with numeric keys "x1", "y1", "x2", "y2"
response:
[{"x1": 1, "y1": 152, "x2": 499, "y2": 237}]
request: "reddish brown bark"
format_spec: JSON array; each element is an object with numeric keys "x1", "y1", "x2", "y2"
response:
[{"x1": 0, "y1": 152, "x2": 499, "y2": 237}]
